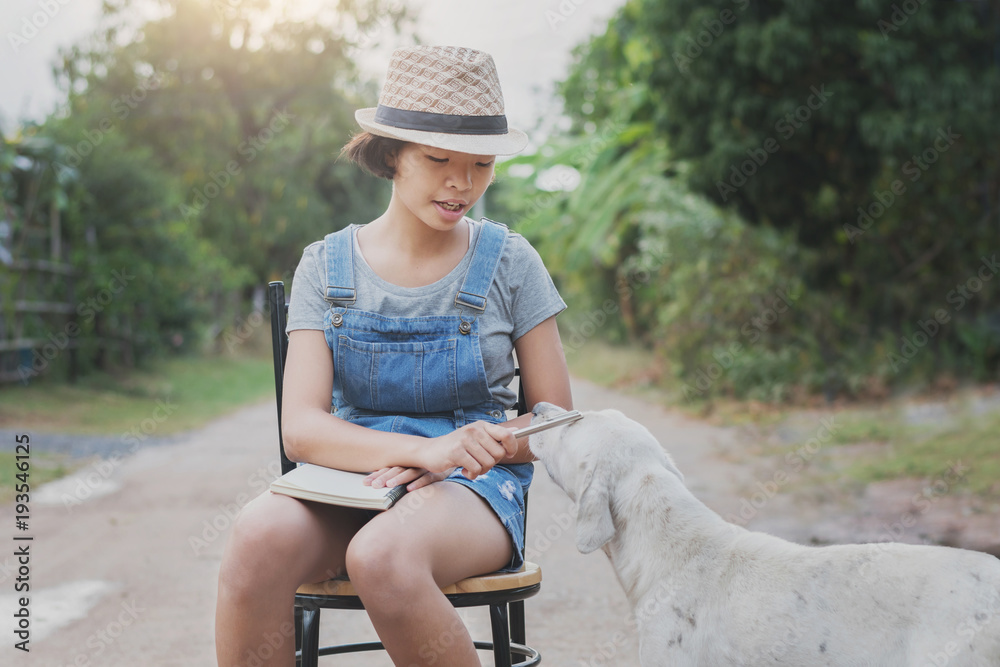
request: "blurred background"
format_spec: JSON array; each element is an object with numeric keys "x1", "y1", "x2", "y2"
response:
[
  {"x1": 1, "y1": 0, "x2": 998, "y2": 517},
  {"x1": 1, "y1": 2, "x2": 998, "y2": 663}
]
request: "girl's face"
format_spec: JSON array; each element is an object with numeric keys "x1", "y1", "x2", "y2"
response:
[{"x1": 390, "y1": 143, "x2": 495, "y2": 231}]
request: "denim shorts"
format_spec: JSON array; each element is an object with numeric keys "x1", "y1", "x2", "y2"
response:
[{"x1": 346, "y1": 410, "x2": 533, "y2": 573}]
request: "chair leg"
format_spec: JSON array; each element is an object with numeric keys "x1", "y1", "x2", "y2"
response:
[
  {"x1": 509, "y1": 600, "x2": 526, "y2": 646},
  {"x1": 294, "y1": 605, "x2": 303, "y2": 666},
  {"x1": 489, "y1": 603, "x2": 513, "y2": 667},
  {"x1": 299, "y1": 606, "x2": 321, "y2": 667}
]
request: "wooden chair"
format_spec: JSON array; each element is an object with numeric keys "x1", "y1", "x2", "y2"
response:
[{"x1": 267, "y1": 281, "x2": 542, "y2": 667}]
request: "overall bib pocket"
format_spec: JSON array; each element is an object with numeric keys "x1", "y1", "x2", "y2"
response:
[{"x1": 338, "y1": 334, "x2": 466, "y2": 414}]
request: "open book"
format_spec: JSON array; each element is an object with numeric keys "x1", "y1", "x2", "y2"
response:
[
  {"x1": 270, "y1": 464, "x2": 408, "y2": 510},
  {"x1": 269, "y1": 410, "x2": 583, "y2": 510}
]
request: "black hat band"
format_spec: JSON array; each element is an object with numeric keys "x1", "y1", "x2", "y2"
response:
[{"x1": 374, "y1": 105, "x2": 508, "y2": 136}]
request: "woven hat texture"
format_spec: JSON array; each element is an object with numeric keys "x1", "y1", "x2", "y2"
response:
[
  {"x1": 379, "y1": 46, "x2": 506, "y2": 116},
  {"x1": 355, "y1": 45, "x2": 527, "y2": 156}
]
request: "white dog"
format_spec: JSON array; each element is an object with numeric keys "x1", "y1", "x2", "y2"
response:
[{"x1": 528, "y1": 403, "x2": 1000, "y2": 667}]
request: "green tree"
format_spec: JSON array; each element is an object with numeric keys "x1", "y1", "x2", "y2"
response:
[
  {"x1": 504, "y1": 0, "x2": 999, "y2": 398},
  {"x1": 55, "y1": 0, "x2": 405, "y2": 321},
  {"x1": 642, "y1": 0, "x2": 998, "y2": 375}
]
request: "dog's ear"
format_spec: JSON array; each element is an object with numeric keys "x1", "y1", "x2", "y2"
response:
[
  {"x1": 575, "y1": 468, "x2": 615, "y2": 554},
  {"x1": 661, "y1": 450, "x2": 685, "y2": 483}
]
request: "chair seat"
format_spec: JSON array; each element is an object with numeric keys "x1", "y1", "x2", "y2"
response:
[{"x1": 297, "y1": 561, "x2": 542, "y2": 597}]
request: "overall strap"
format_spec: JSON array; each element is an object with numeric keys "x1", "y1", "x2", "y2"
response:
[
  {"x1": 323, "y1": 226, "x2": 357, "y2": 305},
  {"x1": 455, "y1": 218, "x2": 508, "y2": 312}
]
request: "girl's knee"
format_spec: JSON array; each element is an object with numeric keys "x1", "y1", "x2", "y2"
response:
[
  {"x1": 229, "y1": 494, "x2": 296, "y2": 551},
  {"x1": 220, "y1": 494, "x2": 317, "y2": 588},
  {"x1": 345, "y1": 524, "x2": 424, "y2": 596},
  {"x1": 345, "y1": 526, "x2": 401, "y2": 581}
]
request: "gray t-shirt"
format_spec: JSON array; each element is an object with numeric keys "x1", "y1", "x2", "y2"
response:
[{"x1": 286, "y1": 219, "x2": 566, "y2": 410}]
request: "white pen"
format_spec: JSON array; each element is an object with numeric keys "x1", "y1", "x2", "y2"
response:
[{"x1": 509, "y1": 410, "x2": 583, "y2": 439}]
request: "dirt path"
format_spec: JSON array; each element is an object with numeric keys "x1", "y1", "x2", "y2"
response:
[{"x1": 2, "y1": 376, "x2": 995, "y2": 666}]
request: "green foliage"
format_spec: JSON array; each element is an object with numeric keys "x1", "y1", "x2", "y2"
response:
[
  {"x1": 50, "y1": 120, "x2": 216, "y2": 361},
  {"x1": 1, "y1": 125, "x2": 215, "y2": 374},
  {"x1": 2, "y1": 0, "x2": 404, "y2": 381},
  {"x1": 496, "y1": 96, "x2": 817, "y2": 401},
  {"x1": 53, "y1": 0, "x2": 398, "y2": 324},
  {"x1": 643, "y1": 0, "x2": 999, "y2": 374},
  {"x1": 497, "y1": 0, "x2": 999, "y2": 402}
]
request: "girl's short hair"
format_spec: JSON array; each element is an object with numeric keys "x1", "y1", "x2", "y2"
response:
[{"x1": 341, "y1": 132, "x2": 407, "y2": 180}]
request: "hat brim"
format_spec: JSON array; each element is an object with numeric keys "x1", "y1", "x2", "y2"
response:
[{"x1": 355, "y1": 108, "x2": 528, "y2": 156}]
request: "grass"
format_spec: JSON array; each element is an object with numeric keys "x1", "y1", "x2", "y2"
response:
[
  {"x1": 0, "y1": 353, "x2": 275, "y2": 435},
  {"x1": 821, "y1": 412, "x2": 900, "y2": 446},
  {"x1": 835, "y1": 408, "x2": 1000, "y2": 496},
  {"x1": 0, "y1": 351, "x2": 276, "y2": 500},
  {"x1": 564, "y1": 339, "x2": 660, "y2": 391},
  {"x1": 0, "y1": 451, "x2": 73, "y2": 501},
  {"x1": 567, "y1": 339, "x2": 1000, "y2": 500}
]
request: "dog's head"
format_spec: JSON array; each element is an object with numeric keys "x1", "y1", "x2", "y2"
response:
[{"x1": 529, "y1": 402, "x2": 684, "y2": 554}]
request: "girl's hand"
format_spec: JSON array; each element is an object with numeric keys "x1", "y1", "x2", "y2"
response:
[
  {"x1": 364, "y1": 466, "x2": 455, "y2": 492},
  {"x1": 421, "y1": 421, "x2": 518, "y2": 480}
]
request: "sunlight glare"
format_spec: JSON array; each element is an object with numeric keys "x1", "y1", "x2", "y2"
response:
[{"x1": 265, "y1": 0, "x2": 344, "y2": 25}]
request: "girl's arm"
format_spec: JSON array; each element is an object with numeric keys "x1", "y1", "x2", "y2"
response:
[
  {"x1": 502, "y1": 315, "x2": 574, "y2": 464},
  {"x1": 365, "y1": 315, "x2": 571, "y2": 488},
  {"x1": 280, "y1": 329, "x2": 515, "y2": 477}
]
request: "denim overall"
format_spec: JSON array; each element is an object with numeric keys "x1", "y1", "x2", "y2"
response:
[{"x1": 321, "y1": 220, "x2": 532, "y2": 571}]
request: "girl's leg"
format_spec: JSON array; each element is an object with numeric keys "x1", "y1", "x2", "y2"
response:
[
  {"x1": 215, "y1": 492, "x2": 369, "y2": 667},
  {"x1": 346, "y1": 482, "x2": 514, "y2": 667}
]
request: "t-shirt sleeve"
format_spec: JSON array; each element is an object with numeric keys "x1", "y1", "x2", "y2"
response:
[
  {"x1": 503, "y1": 233, "x2": 567, "y2": 341},
  {"x1": 286, "y1": 241, "x2": 329, "y2": 333}
]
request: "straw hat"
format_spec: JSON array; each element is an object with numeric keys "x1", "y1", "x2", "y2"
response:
[{"x1": 355, "y1": 45, "x2": 528, "y2": 156}]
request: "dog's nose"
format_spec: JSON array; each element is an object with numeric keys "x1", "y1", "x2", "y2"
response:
[{"x1": 531, "y1": 402, "x2": 560, "y2": 419}]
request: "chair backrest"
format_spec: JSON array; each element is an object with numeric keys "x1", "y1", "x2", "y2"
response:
[
  {"x1": 268, "y1": 281, "x2": 295, "y2": 475},
  {"x1": 267, "y1": 279, "x2": 528, "y2": 476}
]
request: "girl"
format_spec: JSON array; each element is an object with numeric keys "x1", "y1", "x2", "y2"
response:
[{"x1": 216, "y1": 45, "x2": 572, "y2": 666}]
